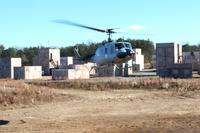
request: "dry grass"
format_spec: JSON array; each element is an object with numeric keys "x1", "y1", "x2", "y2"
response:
[
  {"x1": 1, "y1": 77, "x2": 200, "y2": 107},
  {"x1": 0, "y1": 79, "x2": 58, "y2": 107},
  {"x1": 31, "y1": 77, "x2": 200, "y2": 97},
  {"x1": 31, "y1": 77, "x2": 200, "y2": 91}
]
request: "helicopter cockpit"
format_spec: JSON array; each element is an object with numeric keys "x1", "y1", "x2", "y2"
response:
[
  {"x1": 124, "y1": 43, "x2": 132, "y2": 49},
  {"x1": 115, "y1": 43, "x2": 124, "y2": 50},
  {"x1": 115, "y1": 42, "x2": 132, "y2": 50},
  {"x1": 114, "y1": 42, "x2": 134, "y2": 59}
]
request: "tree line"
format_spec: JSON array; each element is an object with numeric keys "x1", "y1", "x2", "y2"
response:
[
  {"x1": 1, "y1": 39, "x2": 199, "y2": 66},
  {"x1": 182, "y1": 44, "x2": 200, "y2": 52}
]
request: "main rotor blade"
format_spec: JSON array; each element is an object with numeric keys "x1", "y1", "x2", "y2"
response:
[
  {"x1": 106, "y1": 28, "x2": 118, "y2": 33},
  {"x1": 53, "y1": 19, "x2": 107, "y2": 33}
]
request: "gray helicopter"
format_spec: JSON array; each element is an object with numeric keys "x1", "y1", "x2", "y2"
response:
[{"x1": 54, "y1": 20, "x2": 134, "y2": 65}]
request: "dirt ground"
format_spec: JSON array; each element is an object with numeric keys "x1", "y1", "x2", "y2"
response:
[{"x1": 1, "y1": 86, "x2": 200, "y2": 133}]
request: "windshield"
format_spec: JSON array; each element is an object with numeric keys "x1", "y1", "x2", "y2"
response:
[
  {"x1": 115, "y1": 43, "x2": 124, "y2": 49},
  {"x1": 125, "y1": 43, "x2": 132, "y2": 49}
]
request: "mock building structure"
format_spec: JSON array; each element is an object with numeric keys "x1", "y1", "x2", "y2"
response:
[
  {"x1": 156, "y1": 42, "x2": 192, "y2": 78},
  {"x1": 132, "y1": 48, "x2": 144, "y2": 71},
  {"x1": 183, "y1": 51, "x2": 200, "y2": 70},
  {"x1": 33, "y1": 48, "x2": 60, "y2": 75},
  {"x1": 59, "y1": 57, "x2": 73, "y2": 69},
  {"x1": 0, "y1": 58, "x2": 21, "y2": 79},
  {"x1": 156, "y1": 42, "x2": 182, "y2": 76}
]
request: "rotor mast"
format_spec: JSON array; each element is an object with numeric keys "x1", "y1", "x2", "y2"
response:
[
  {"x1": 108, "y1": 33, "x2": 111, "y2": 42},
  {"x1": 107, "y1": 29, "x2": 115, "y2": 42}
]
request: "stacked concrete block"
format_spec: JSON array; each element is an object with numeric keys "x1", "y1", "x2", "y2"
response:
[
  {"x1": 60, "y1": 57, "x2": 73, "y2": 69},
  {"x1": 132, "y1": 64, "x2": 140, "y2": 71},
  {"x1": 52, "y1": 69, "x2": 68, "y2": 80},
  {"x1": 133, "y1": 49, "x2": 144, "y2": 71},
  {"x1": 123, "y1": 63, "x2": 129, "y2": 77},
  {"x1": 72, "y1": 64, "x2": 88, "y2": 70},
  {"x1": 52, "y1": 69, "x2": 90, "y2": 80},
  {"x1": 96, "y1": 63, "x2": 132, "y2": 77},
  {"x1": 170, "y1": 64, "x2": 192, "y2": 78},
  {"x1": 114, "y1": 64, "x2": 123, "y2": 76},
  {"x1": 156, "y1": 43, "x2": 192, "y2": 78},
  {"x1": 151, "y1": 55, "x2": 156, "y2": 68},
  {"x1": 68, "y1": 69, "x2": 89, "y2": 79},
  {"x1": 111, "y1": 48, "x2": 144, "y2": 77},
  {"x1": 33, "y1": 48, "x2": 60, "y2": 75},
  {"x1": 52, "y1": 64, "x2": 90, "y2": 80},
  {"x1": 122, "y1": 60, "x2": 134, "y2": 76},
  {"x1": 183, "y1": 52, "x2": 200, "y2": 70},
  {"x1": 96, "y1": 64, "x2": 115, "y2": 77},
  {"x1": 0, "y1": 58, "x2": 21, "y2": 79},
  {"x1": 60, "y1": 57, "x2": 96, "y2": 71},
  {"x1": 84, "y1": 62, "x2": 96, "y2": 75},
  {"x1": 162, "y1": 64, "x2": 192, "y2": 78},
  {"x1": 71, "y1": 62, "x2": 96, "y2": 75},
  {"x1": 156, "y1": 43, "x2": 182, "y2": 70},
  {"x1": 156, "y1": 43, "x2": 183, "y2": 76},
  {"x1": 14, "y1": 66, "x2": 42, "y2": 80}
]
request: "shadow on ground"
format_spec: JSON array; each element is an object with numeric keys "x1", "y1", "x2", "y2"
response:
[{"x1": 0, "y1": 120, "x2": 9, "y2": 126}]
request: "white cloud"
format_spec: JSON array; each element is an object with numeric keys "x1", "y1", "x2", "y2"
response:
[
  {"x1": 128, "y1": 25, "x2": 144, "y2": 31},
  {"x1": 116, "y1": 25, "x2": 145, "y2": 33}
]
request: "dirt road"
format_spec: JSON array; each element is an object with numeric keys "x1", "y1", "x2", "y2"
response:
[{"x1": 1, "y1": 89, "x2": 200, "y2": 133}]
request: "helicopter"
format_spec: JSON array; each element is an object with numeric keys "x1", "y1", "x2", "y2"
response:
[{"x1": 53, "y1": 19, "x2": 135, "y2": 65}]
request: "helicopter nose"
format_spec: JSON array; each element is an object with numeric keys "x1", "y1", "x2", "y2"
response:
[
  {"x1": 126, "y1": 49, "x2": 134, "y2": 56},
  {"x1": 117, "y1": 49, "x2": 134, "y2": 58},
  {"x1": 117, "y1": 52, "x2": 127, "y2": 58}
]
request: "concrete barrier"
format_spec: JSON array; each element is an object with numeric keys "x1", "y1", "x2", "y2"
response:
[
  {"x1": 158, "y1": 63, "x2": 192, "y2": 78},
  {"x1": 52, "y1": 69, "x2": 89, "y2": 80},
  {"x1": 14, "y1": 66, "x2": 42, "y2": 80}
]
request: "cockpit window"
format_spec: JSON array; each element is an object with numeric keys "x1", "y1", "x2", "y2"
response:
[
  {"x1": 125, "y1": 43, "x2": 132, "y2": 49},
  {"x1": 115, "y1": 43, "x2": 124, "y2": 49}
]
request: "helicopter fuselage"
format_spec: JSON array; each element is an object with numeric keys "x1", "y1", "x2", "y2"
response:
[{"x1": 90, "y1": 41, "x2": 134, "y2": 65}]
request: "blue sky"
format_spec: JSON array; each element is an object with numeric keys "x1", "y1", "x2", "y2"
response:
[{"x1": 0, "y1": 0, "x2": 200, "y2": 47}]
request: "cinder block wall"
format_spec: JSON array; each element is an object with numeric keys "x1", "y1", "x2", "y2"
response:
[
  {"x1": 49, "y1": 49, "x2": 60, "y2": 68},
  {"x1": 60, "y1": 57, "x2": 73, "y2": 69},
  {"x1": 14, "y1": 66, "x2": 42, "y2": 80},
  {"x1": 156, "y1": 42, "x2": 184, "y2": 77},
  {"x1": 183, "y1": 52, "x2": 200, "y2": 70},
  {"x1": 156, "y1": 43, "x2": 182, "y2": 69},
  {"x1": 0, "y1": 58, "x2": 21, "y2": 79},
  {"x1": 0, "y1": 58, "x2": 11, "y2": 78},
  {"x1": 132, "y1": 48, "x2": 144, "y2": 71}
]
